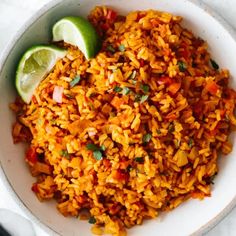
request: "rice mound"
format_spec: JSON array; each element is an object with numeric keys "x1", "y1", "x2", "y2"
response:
[{"x1": 11, "y1": 6, "x2": 236, "y2": 236}]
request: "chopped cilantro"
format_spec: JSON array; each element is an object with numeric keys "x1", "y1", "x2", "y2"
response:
[
  {"x1": 70, "y1": 75, "x2": 81, "y2": 87},
  {"x1": 60, "y1": 150, "x2": 70, "y2": 159},
  {"x1": 134, "y1": 94, "x2": 141, "y2": 102},
  {"x1": 140, "y1": 84, "x2": 150, "y2": 93},
  {"x1": 122, "y1": 87, "x2": 130, "y2": 95},
  {"x1": 188, "y1": 138, "x2": 194, "y2": 148},
  {"x1": 114, "y1": 86, "x2": 122, "y2": 93},
  {"x1": 210, "y1": 59, "x2": 219, "y2": 70},
  {"x1": 206, "y1": 173, "x2": 218, "y2": 185},
  {"x1": 93, "y1": 150, "x2": 103, "y2": 160},
  {"x1": 140, "y1": 95, "x2": 149, "y2": 103},
  {"x1": 100, "y1": 145, "x2": 106, "y2": 151},
  {"x1": 107, "y1": 44, "x2": 116, "y2": 53},
  {"x1": 168, "y1": 123, "x2": 175, "y2": 132},
  {"x1": 143, "y1": 133, "x2": 152, "y2": 143},
  {"x1": 118, "y1": 44, "x2": 125, "y2": 52},
  {"x1": 135, "y1": 94, "x2": 149, "y2": 103},
  {"x1": 86, "y1": 143, "x2": 104, "y2": 161},
  {"x1": 88, "y1": 216, "x2": 96, "y2": 224},
  {"x1": 135, "y1": 157, "x2": 144, "y2": 163},
  {"x1": 178, "y1": 61, "x2": 187, "y2": 72}
]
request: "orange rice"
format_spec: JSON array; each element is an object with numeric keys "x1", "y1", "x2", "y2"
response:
[{"x1": 11, "y1": 6, "x2": 236, "y2": 236}]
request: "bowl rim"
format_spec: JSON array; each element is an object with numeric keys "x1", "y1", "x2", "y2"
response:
[{"x1": 0, "y1": 0, "x2": 236, "y2": 235}]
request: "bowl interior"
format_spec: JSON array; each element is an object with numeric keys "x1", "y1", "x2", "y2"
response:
[{"x1": 1, "y1": 0, "x2": 236, "y2": 235}]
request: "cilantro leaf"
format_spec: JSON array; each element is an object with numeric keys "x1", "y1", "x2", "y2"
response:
[
  {"x1": 135, "y1": 157, "x2": 144, "y2": 163},
  {"x1": 210, "y1": 59, "x2": 219, "y2": 70},
  {"x1": 88, "y1": 216, "x2": 96, "y2": 224},
  {"x1": 140, "y1": 84, "x2": 149, "y2": 93},
  {"x1": 122, "y1": 87, "x2": 130, "y2": 95},
  {"x1": 93, "y1": 150, "x2": 103, "y2": 160},
  {"x1": 70, "y1": 75, "x2": 81, "y2": 87},
  {"x1": 178, "y1": 61, "x2": 187, "y2": 72},
  {"x1": 86, "y1": 143, "x2": 100, "y2": 151},
  {"x1": 114, "y1": 86, "x2": 122, "y2": 92},
  {"x1": 143, "y1": 133, "x2": 152, "y2": 143},
  {"x1": 107, "y1": 45, "x2": 116, "y2": 53},
  {"x1": 60, "y1": 150, "x2": 70, "y2": 159},
  {"x1": 140, "y1": 95, "x2": 149, "y2": 103},
  {"x1": 118, "y1": 44, "x2": 125, "y2": 52}
]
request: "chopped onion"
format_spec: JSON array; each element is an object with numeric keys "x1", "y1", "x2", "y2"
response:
[{"x1": 53, "y1": 86, "x2": 64, "y2": 103}]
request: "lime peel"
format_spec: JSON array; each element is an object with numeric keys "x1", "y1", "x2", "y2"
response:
[
  {"x1": 52, "y1": 16, "x2": 101, "y2": 59},
  {"x1": 16, "y1": 45, "x2": 67, "y2": 104}
]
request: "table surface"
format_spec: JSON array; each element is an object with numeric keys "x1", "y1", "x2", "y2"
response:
[{"x1": 1, "y1": 0, "x2": 236, "y2": 235}]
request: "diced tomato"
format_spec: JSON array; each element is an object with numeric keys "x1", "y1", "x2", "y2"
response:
[
  {"x1": 179, "y1": 43, "x2": 190, "y2": 59},
  {"x1": 210, "y1": 125, "x2": 219, "y2": 136},
  {"x1": 101, "y1": 23, "x2": 109, "y2": 31},
  {"x1": 26, "y1": 147, "x2": 37, "y2": 165},
  {"x1": 106, "y1": 9, "x2": 117, "y2": 21},
  {"x1": 114, "y1": 169, "x2": 129, "y2": 182},
  {"x1": 109, "y1": 203, "x2": 122, "y2": 215},
  {"x1": 136, "y1": 13, "x2": 146, "y2": 21},
  {"x1": 31, "y1": 183, "x2": 39, "y2": 193},
  {"x1": 181, "y1": 48, "x2": 190, "y2": 59},
  {"x1": 76, "y1": 195, "x2": 87, "y2": 204},
  {"x1": 205, "y1": 81, "x2": 219, "y2": 95},
  {"x1": 168, "y1": 82, "x2": 181, "y2": 95},
  {"x1": 140, "y1": 59, "x2": 145, "y2": 67},
  {"x1": 193, "y1": 101, "x2": 204, "y2": 118},
  {"x1": 157, "y1": 76, "x2": 172, "y2": 85},
  {"x1": 165, "y1": 113, "x2": 177, "y2": 121},
  {"x1": 32, "y1": 96, "x2": 37, "y2": 104},
  {"x1": 220, "y1": 109, "x2": 226, "y2": 118}
]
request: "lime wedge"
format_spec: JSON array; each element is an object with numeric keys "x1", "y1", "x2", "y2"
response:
[
  {"x1": 16, "y1": 45, "x2": 67, "y2": 104},
  {"x1": 52, "y1": 16, "x2": 101, "y2": 59}
]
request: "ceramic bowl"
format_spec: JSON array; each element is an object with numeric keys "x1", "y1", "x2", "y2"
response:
[{"x1": 1, "y1": 0, "x2": 236, "y2": 235}]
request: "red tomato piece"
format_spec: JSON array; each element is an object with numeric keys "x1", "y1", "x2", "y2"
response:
[
  {"x1": 206, "y1": 81, "x2": 219, "y2": 95},
  {"x1": 26, "y1": 147, "x2": 37, "y2": 165},
  {"x1": 106, "y1": 9, "x2": 117, "y2": 21},
  {"x1": 31, "y1": 183, "x2": 39, "y2": 193},
  {"x1": 168, "y1": 82, "x2": 181, "y2": 95}
]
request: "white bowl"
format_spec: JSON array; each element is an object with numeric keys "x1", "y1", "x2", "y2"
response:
[{"x1": 1, "y1": 0, "x2": 236, "y2": 235}]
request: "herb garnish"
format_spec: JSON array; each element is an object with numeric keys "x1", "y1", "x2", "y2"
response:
[
  {"x1": 178, "y1": 61, "x2": 187, "y2": 72},
  {"x1": 140, "y1": 84, "x2": 150, "y2": 93},
  {"x1": 143, "y1": 133, "x2": 152, "y2": 143},
  {"x1": 135, "y1": 157, "x2": 144, "y2": 163},
  {"x1": 70, "y1": 75, "x2": 81, "y2": 87},
  {"x1": 88, "y1": 216, "x2": 96, "y2": 224},
  {"x1": 122, "y1": 87, "x2": 131, "y2": 95},
  {"x1": 86, "y1": 143, "x2": 105, "y2": 161},
  {"x1": 114, "y1": 86, "x2": 123, "y2": 93},
  {"x1": 118, "y1": 44, "x2": 125, "y2": 52},
  {"x1": 140, "y1": 95, "x2": 149, "y2": 103},
  {"x1": 210, "y1": 59, "x2": 219, "y2": 70},
  {"x1": 188, "y1": 138, "x2": 194, "y2": 148},
  {"x1": 168, "y1": 123, "x2": 175, "y2": 132},
  {"x1": 107, "y1": 44, "x2": 116, "y2": 53},
  {"x1": 60, "y1": 149, "x2": 70, "y2": 159}
]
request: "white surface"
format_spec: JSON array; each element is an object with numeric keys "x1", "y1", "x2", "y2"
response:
[{"x1": 0, "y1": 0, "x2": 236, "y2": 236}]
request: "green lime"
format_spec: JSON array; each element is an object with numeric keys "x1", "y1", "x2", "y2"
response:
[
  {"x1": 52, "y1": 16, "x2": 101, "y2": 59},
  {"x1": 16, "y1": 45, "x2": 67, "y2": 103}
]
